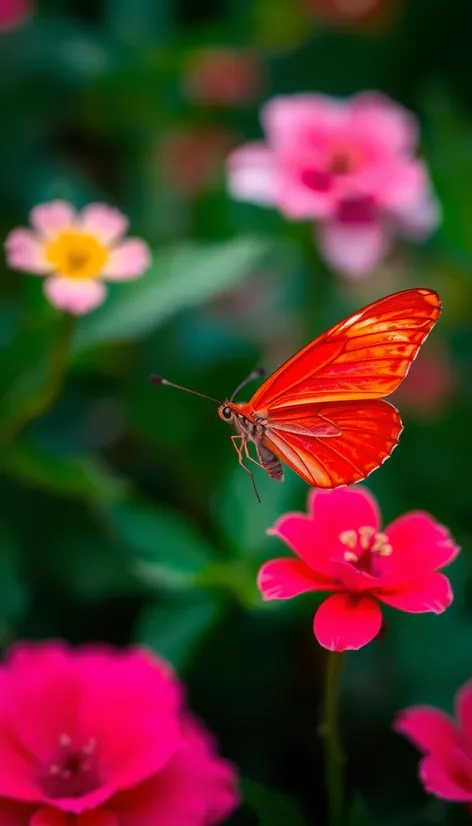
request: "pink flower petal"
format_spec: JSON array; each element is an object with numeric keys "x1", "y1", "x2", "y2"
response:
[
  {"x1": 30, "y1": 202, "x2": 77, "y2": 240},
  {"x1": 331, "y1": 559, "x2": 378, "y2": 593},
  {"x1": 397, "y1": 192, "x2": 441, "y2": 238},
  {"x1": 114, "y1": 718, "x2": 238, "y2": 826},
  {"x1": 262, "y1": 94, "x2": 345, "y2": 148},
  {"x1": 101, "y1": 239, "x2": 151, "y2": 281},
  {"x1": 317, "y1": 217, "x2": 391, "y2": 277},
  {"x1": 79, "y1": 204, "x2": 128, "y2": 244},
  {"x1": 382, "y1": 512, "x2": 459, "y2": 584},
  {"x1": 267, "y1": 514, "x2": 335, "y2": 579},
  {"x1": 44, "y1": 277, "x2": 106, "y2": 316},
  {"x1": 313, "y1": 593, "x2": 382, "y2": 652},
  {"x1": 420, "y1": 753, "x2": 472, "y2": 801},
  {"x1": 349, "y1": 92, "x2": 418, "y2": 154},
  {"x1": 377, "y1": 572, "x2": 453, "y2": 614},
  {"x1": 377, "y1": 159, "x2": 429, "y2": 212},
  {"x1": 31, "y1": 810, "x2": 70, "y2": 826},
  {"x1": 75, "y1": 649, "x2": 183, "y2": 794},
  {"x1": 257, "y1": 558, "x2": 335, "y2": 601},
  {"x1": 308, "y1": 487, "x2": 381, "y2": 535},
  {"x1": 394, "y1": 706, "x2": 461, "y2": 755},
  {"x1": 455, "y1": 681, "x2": 472, "y2": 754},
  {"x1": 4, "y1": 228, "x2": 49, "y2": 274},
  {"x1": 227, "y1": 142, "x2": 278, "y2": 206}
]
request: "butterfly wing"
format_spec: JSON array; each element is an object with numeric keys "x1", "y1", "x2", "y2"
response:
[
  {"x1": 249, "y1": 288, "x2": 441, "y2": 410},
  {"x1": 263, "y1": 399, "x2": 402, "y2": 488}
]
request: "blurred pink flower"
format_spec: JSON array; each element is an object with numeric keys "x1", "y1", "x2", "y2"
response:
[
  {"x1": 258, "y1": 487, "x2": 458, "y2": 652},
  {"x1": 0, "y1": 642, "x2": 238, "y2": 826},
  {"x1": 395, "y1": 681, "x2": 472, "y2": 803},
  {"x1": 0, "y1": 0, "x2": 32, "y2": 30},
  {"x1": 5, "y1": 201, "x2": 150, "y2": 315},
  {"x1": 184, "y1": 48, "x2": 262, "y2": 107},
  {"x1": 160, "y1": 128, "x2": 236, "y2": 196},
  {"x1": 227, "y1": 92, "x2": 439, "y2": 275}
]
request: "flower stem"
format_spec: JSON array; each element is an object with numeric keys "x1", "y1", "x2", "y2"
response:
[
  {"x1": 323, "y1": 650, "x2": 344, "y2": 826},
  {"x1": 0, "y1": 313, "x2": 75, "y2": 453}
]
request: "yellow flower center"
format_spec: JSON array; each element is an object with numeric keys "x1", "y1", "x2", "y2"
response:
[
  {"x1": 44, "y1": 230, "x2": 109, "y2": 279},
  {"x1": 339, "y1": 525, "x2": 393, "y2": 564}
]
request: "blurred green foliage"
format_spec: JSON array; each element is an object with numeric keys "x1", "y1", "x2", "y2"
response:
[{"x1": 1, "y1": 1, "x2": 472, "y2": 824}]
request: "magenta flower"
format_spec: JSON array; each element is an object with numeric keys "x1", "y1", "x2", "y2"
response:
[
  {"x1": 0, "y1": 642, "x2": 238, "y2": 826},
  {"x1": 258, "y1": 487, "x2": 458, "y2": 652},
  {"x1": 227, "y1": 92, "x2": 439, "y2": 276},
  {"x1": 0, "y1": 0, "x2": 32, "y2": 30},
  {"x1": 5, "y1": 201, "x2": 151, "y2": 315},
  {"x1": 395, "y1": 682, "x2": 472, "y2": 803}
]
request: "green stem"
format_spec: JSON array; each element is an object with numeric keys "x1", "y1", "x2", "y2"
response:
[
  {"x1": 0, "y1": 313, "x2": 75, "y2": 453},
  {"x1": 323, "y1": 650, "x2": 344, "y2": 826}
]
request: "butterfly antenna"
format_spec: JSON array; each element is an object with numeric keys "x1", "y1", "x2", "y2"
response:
[
  {"x1": 150, "y1": 376, "x2": 221, "y2": 405},
  {"x1": 230, "y1": 367, "x2": 265, "y2": 402}
]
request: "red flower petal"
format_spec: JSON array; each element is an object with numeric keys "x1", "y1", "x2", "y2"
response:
[
  {"x1": 377, "y1": 572, "x2": 452, "y2": 614},
  {"x1": 382, "y1": 512, "x2": 459, "y2": 583},
  {"x1": 313, "y1": 593, "x2": 382, "y2": 651},
  {"x1": 308, "y1": 487, "x2": 381, "y2": 535},
  {"x1": 267, "y1": 514, "x2": 336, "y2": 579},
  {"x1": 257, "y1": 558, "x2": 335, "y2": 601},
  {"x1": 394, "y1": 707, "x2": 460, "y2": 756},
  {"x1": 331, "y1": 558, "x2": 378, "y2": 593},
  {"x1": 420, "y1": 753, "x2": 472, "y2": 801},
  {"x1": 455, "y1": 680, "x2": 472, "y2": 754}
]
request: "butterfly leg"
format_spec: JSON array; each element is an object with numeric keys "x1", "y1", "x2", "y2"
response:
[{"x1": 231, "y1": 435, "x2": 262, "y2": 503}]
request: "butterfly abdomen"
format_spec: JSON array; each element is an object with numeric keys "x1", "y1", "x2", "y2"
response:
[{"x1": 256, "y1": 443, "x2": 284, "y2": 482}]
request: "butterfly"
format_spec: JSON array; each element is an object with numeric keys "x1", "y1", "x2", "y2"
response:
[{"x1": 151, "y1": 288, "x2": 441, "y2": 501}]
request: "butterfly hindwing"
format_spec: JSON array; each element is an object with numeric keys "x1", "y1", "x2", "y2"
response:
[{"x1": 263, "y1": 399, "x2": 403, "y2": 488}]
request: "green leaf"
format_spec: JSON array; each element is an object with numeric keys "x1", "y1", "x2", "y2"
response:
[
  {"x1": 100, "y1": 499, "x2": 217, "y2": 591},
  {"x1": 3, "y1": 437, "x2": 127, "y2": 501},
  {"x1": 135, "y1": 593, "x2": 224, "y2": 668},
  {"x1": 242, "y1": 779, "x2": 309, "y2": 826},
  {"x1": 73, "y1": 237, "x2": 270, "y2": 351}
]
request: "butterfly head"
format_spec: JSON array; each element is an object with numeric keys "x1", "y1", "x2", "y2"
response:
[{"x1": 218, "y1": 402, "x2": 237, "y2": 424}]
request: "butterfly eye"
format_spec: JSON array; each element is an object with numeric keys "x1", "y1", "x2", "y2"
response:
[{"x1": 222, "y1": 406, "x2": 232, "y2": 420}]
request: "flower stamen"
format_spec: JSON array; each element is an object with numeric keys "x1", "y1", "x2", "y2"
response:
[
  {"x1": 44, "y1": 231, "x2": 109, "y2": 280},
  {"x1": 339, "y1": 529, "x2": 357, "y2": 549}
]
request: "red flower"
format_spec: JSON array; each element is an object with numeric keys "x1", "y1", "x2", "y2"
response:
[
  {"x1": 395, "y1": 681, "x2": 472, "y2": 802},
  {"x1": 0, "y1": 642, "x2": 238, "y2": 826},
  {"x1": 160, "y1": 128, "x2": 236, "y2": 196},
  {"x1": 258, "y1": 487, "x2": 459, "y2": 652},
  {"x1": 305, "y1": 0, "x2": 399, "y2": 30},
  {"x1": 184, "y1": 49, "x2": 262, "y2": 107}
]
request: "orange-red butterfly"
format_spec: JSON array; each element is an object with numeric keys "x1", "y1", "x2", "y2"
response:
[{"x1": 152, "y1": 288, "x2": 441, "y2": 500}]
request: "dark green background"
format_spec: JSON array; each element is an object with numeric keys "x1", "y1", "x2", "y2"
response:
[{"x1": 1, "y1": 1, "x2": 472, "y2": 824}]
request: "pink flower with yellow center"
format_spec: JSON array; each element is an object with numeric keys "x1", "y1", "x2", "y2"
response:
[
  {"x1": 5, "y1": 201, "x2": 151, "y2": 315},
  {"x1": 0, "y1": 642, "x2": 238, "y2": 826},
  {"x1": 258, "y1": 487, "x2": 459, "y2": 652}
]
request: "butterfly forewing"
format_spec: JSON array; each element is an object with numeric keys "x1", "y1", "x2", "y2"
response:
[{"x1": 249, "y1": 288, "x2": 441, "y2": 409}]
